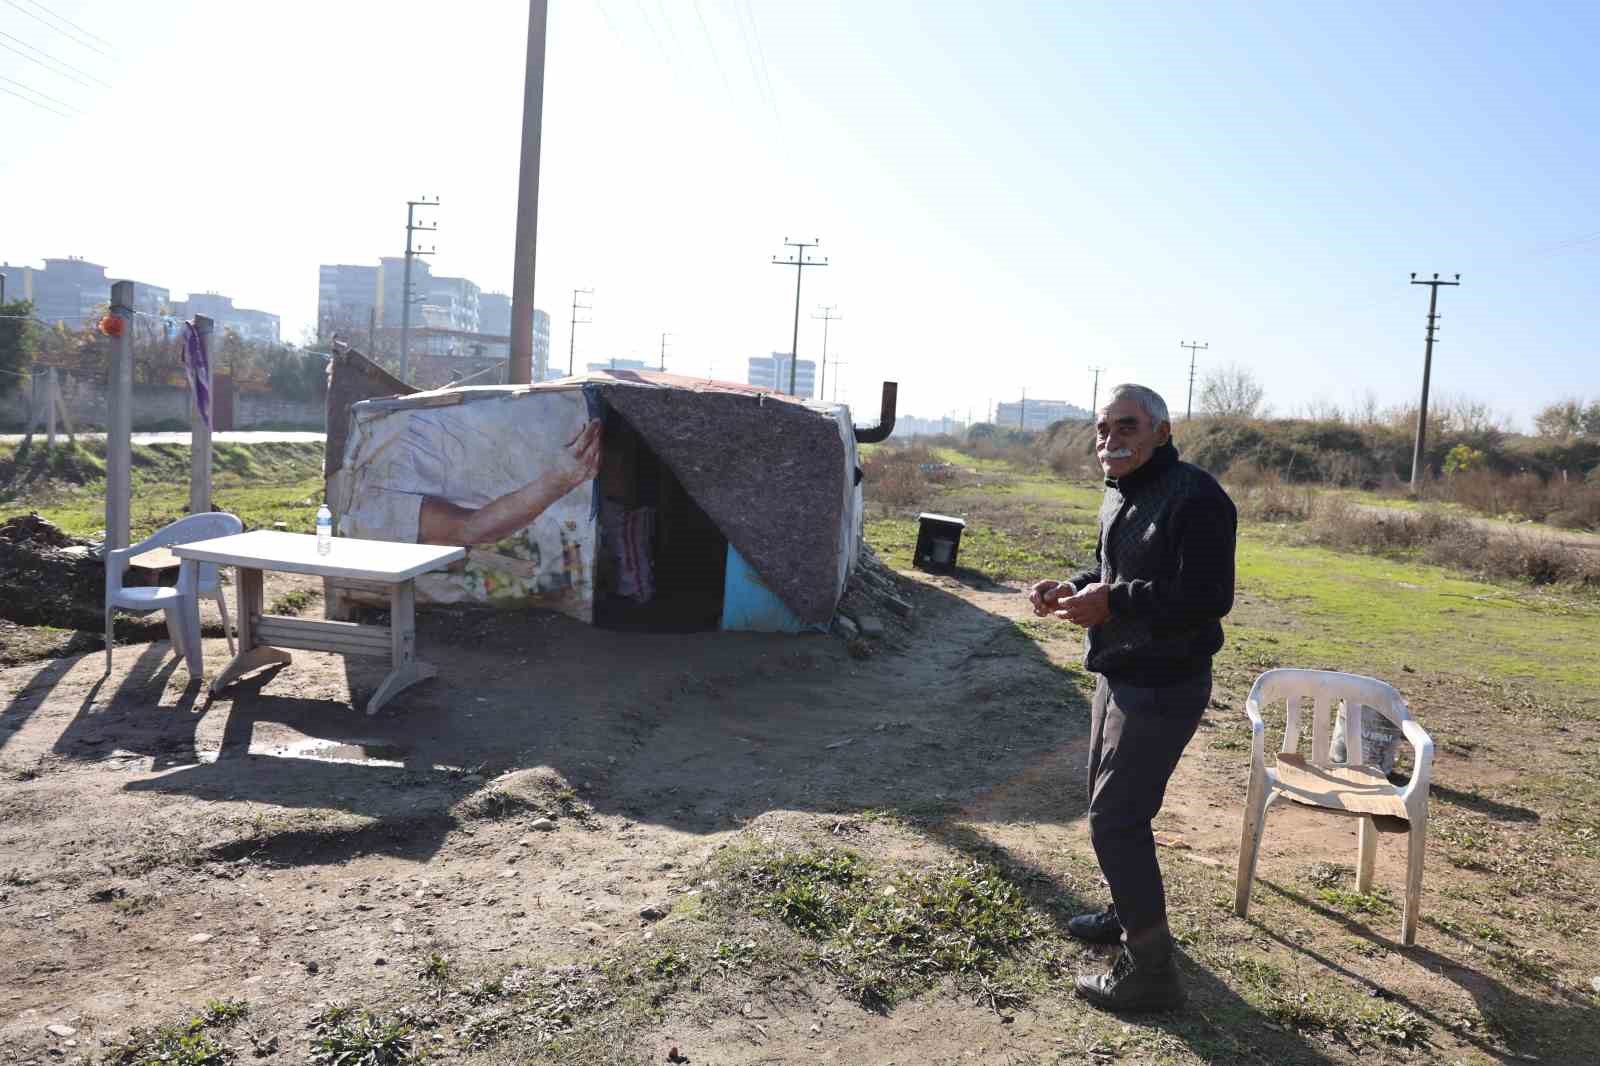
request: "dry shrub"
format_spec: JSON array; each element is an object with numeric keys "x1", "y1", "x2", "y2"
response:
[
  {"x1": 1436, "y1": 469, "x2": 1600, "y2": 530},
  {"x1": 1307, "y1": 495, "x2": 1599, "y2": 586},
  {"x1": 862, "y1": 446, "x2": 933, "y2": 509},
  {"x1": 1228, "y1": 464, "x2": 1314, "y2": 522},
  {"x1": 1306, "y1": 495, "x2": 1469, "y2": 553}
]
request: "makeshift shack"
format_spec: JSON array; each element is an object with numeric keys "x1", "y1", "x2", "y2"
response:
[{"x1": 323, "y1": 352, "x2": 895, "y2": 633}]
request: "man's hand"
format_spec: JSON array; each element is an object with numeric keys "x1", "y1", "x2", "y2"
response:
[
  {"x1": 1055, "y1": 582, "x2": 1111, "y2": 627},
  {"x1": 554, "y1": 419, "x2": 603, "y2": 494},
  {"x1": 1027, "y1": 578, "x2": 1073, "y2": 617}
]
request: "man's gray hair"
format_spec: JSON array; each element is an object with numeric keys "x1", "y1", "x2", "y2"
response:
[{"x1": 1104, "y1": 383, "x2": 1170, "y2": 427}]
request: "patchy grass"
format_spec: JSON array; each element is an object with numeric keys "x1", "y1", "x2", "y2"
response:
[
  {"x1": 1234, "y1": 531, "x2": 1600, "y2": 698},
  {"x1": 268, "y1": 587, "x2": 318, "y2": 616},
  {"x1": 104, "y1": 1000, "x2": 251, "y2": 1066},
  {"x1": 0, "y1": 439, "x2": 325, "y2": 539},
  {"x1": 308, "y1": 1004, "x2": 420, "y2": 1066},
  {"x1": 714, "y1": 844, "x2": 1056, "y2": 1012}
]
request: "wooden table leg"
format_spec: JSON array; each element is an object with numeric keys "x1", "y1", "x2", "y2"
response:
[
  {"x1": 367, "y1": 579, "x2": 435, "y2": 715},
  {"x1": 209, "y1": 566, "x2": 291, "y2": 694}
]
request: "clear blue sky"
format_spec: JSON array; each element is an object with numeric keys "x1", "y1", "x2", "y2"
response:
[{"x1": 1, "y1": 1, "x2": 1595, "y2": 427}]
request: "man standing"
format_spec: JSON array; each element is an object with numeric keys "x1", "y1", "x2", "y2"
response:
[{"x1": 1028, "y1": 383, "x2": 1236, "y2": 1012}]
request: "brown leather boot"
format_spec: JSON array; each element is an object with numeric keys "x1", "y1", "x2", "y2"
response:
[{"x1": 1074, "y1": 924, "x2": 1184, "y2": 1012}]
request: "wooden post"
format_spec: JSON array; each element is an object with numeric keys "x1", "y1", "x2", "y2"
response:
[
  {"x1": 45, "y1": 367, "x2": 58, "y2": 446},
  {"x1": 190, "y1": 315, "x2": 214, "y2": 514},
  {"x1": 106, "y1": 281, "x2": 134, "y2": 551}
]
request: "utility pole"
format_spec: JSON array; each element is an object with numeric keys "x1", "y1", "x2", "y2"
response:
[
  {"x1": 771, "y1": 238, "x2": 827, "y2": 396},
  {"x1": 1088, "y1": 365, "x2": 1105, "y2": 416},
  {"x1": 508, "y1": 0, "x2": 548, "y2": 385},
  {"x1": 399, "y1": 196, "x2": 439, "y2": 383},
  {"x1": 567, "y1": 288, "x2": 592, "y2": 375},
  {"x1": 659, "y1": 331, "x2": 670, "y2": 371},
  {"x1": 830, "y1": 355, "x2": 846, "y2": 403},
  {"x1": 1180, "y1": 340, "x2": 1208, "y2": 419},
  {"x1": 1020, "y1": 387, "x2": 1027, "y2": 430},
  {"x1": 0, "y1": 272, "x2": 7, "y2": 303},
  {"x1": 1408, "y1": 272, "x2": 1461, "y2": 493},
  {"x1": 812, "y1": 304, "x2": 840, "y2": 403},
  {"x1": 368, "y1": 307, "x2": 377, "y2": 356}
]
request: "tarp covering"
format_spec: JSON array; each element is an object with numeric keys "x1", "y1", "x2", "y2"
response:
[
  {"x1": 599, "y1": 374, "x2": 849, "y2": 625},
  {"x1": 324, "y1": 354, "x2": 855, "y2": 627}
]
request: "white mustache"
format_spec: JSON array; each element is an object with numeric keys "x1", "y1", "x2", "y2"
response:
[{"x1": 1099, "y1": 448, "x2": 1135, "y2": 460}]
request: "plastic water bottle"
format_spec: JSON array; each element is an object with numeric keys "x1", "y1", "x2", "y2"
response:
[{"x1": 316, "y1": 504, "x2": 333, "y2": 555}]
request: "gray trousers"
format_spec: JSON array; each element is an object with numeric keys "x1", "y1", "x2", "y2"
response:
[{"x1": 1087, "y1": 671, "x2": 1210, "y2": 937}]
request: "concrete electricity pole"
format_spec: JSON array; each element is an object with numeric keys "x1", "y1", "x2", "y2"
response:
[
  {"x1": 1408, "y1": 272, "x2": 1461, "y2": 493},
  {"x1": 771, "y1": 238, "x2": 827, "y2": 396},
  {"x1": 567, "y1": 288, "x2": 592, "y2": 375},
  {"x1": 1088, "y1": 365, "x2": 1105, "y2": 416},
  {"x1": 1181, "y1": 340, "x2": 1208, "y2": 419},
  {"x1": 398, "y1": 196, "x2": 439, "y2": 383},
  {"x1": 1020, "y1": 387, "x2": 1027, "y2": 430},
  {"x1": 812, "y1": 304, "x2": 840, "y2": 403},
  {"x1": 659, "y1": 332, "x2": 670, "y2": 371},
  {"x1": 508, "y1": 0, "x2": 548, "y2": 385}
]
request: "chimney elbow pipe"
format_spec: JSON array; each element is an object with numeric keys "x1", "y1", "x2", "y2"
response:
[{"x1": 853, "y1": 382, "x2": 897, "y2": 444}]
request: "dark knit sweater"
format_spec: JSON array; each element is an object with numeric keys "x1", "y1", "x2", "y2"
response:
[{"x1": 1068, "y1": 441, "x2": 1237, "y2": 685}]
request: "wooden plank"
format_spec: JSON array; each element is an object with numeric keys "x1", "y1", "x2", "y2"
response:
[
  {"x1": 256, "y1": 614, "x2": 390, "y2": 641},
  {"x1": 256, "y1": 617, "x2": 390, "y2": 655},
  {"x1": 1274, "y1": 753, "x2": 1409, "y2": 821},
  {"x1": 253, "y1": 630, "x2": 391, "y2": 658},
  {"x1": 327, "y1": 577, "x2": 395, "y2": 596},
  {"x1": 172, "y1": 530, "x2": 463, "y2": 582}
]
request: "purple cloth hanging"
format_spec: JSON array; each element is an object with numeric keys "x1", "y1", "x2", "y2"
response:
[{"x1": 180, "y1": 322, "x2": 212, "y2": 429}]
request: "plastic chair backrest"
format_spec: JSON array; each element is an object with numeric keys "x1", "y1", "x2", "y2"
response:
[
  {"x1": 106, "y1": 512, "x2": 243, "y2": 601},
  {"x1": 1247, "y1": 668, "x2": 1411, "y2": 768}
]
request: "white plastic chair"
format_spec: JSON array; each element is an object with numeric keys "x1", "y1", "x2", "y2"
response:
[
  {"x1": 1234, "y1": 668, "x2": 1434, "y2": 944},
  {"x1": 104, "y1": 512, "x2": 243, "y2": 677}
]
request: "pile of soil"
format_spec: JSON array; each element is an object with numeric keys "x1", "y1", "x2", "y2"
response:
[{"x1": 0, "y1": 513, "x2": 105, "y2": 630}]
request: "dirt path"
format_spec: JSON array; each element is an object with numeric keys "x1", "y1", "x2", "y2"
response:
[{"x1": 2, "y1": 570, "x2": 1596, "y2": 1064}]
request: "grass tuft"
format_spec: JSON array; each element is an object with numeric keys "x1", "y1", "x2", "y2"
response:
[{"x1": 308, "y1": 1003, "x2": 419, "y2": 1066}]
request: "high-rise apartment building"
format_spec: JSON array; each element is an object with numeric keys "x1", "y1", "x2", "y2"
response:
[
  {"x1": 172, "y1": 292, "x2": 281, "y2": 346},
  {"x1": 2, "y1": 257, "x2": 168, "y2": 325},
  {"x1": 994, "y1": 397, "x2": 1092, "y2": 431},
  {"x1": 317, "y1": 264, "x2": 379, "y2": 336},
  {"x1": 746, "y1": 352, "x2": 815, "y2": 398}
]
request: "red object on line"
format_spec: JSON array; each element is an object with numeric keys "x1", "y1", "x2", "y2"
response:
[{"x1": 98, "y1": 314, "x2": 125, "y2": 337}]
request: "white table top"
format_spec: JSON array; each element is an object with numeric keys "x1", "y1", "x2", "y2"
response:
[{"x1": 172, "y1": 530, "x2": 465, "y2": 582}]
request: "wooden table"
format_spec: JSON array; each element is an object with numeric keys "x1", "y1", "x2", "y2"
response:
[{"x1": 172, "y1": 530, "x2": 465, "y2": 715}]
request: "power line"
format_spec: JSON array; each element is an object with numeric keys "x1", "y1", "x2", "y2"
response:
[
  {"x1": 0, "y1": 73, "x2": 77, "y2": 113},
  {"x1": 15, "y1": 0, "x2": 110, "y2": 47},
  {"x1": 568, "y1": 288, "x2": 593, "y2": 375},
  {"x1": 2, "y1": 0, "x2": 106, "y2": 55},
  {"x1": 632, "y1": 0, "x2": 676, "y2": 73},
  {"x1": 690, "y1": 0, "x2": 734, "y2": 100},
  {"x1": 812, "y1": 304, "x2": 840, "y2": 403},
  {"x1": 1088, "y1": 365, "x2": 1105, "y2": 416},
  {"x1": 771, "y1": 238, "x2": 827, "y2": 396},
  {"x1": 397, "y1": 196, "x2": 439, "y2": 383},
  {"x1": 1406, "y1": 272, "x2": 1461, "y2": 493},
  {"x1": 738, "y1": 0, "x2": 779, "y2": 122},
  {"x1": 0, "y1": 81, "x2": 70, "y2": 116},
  {"x1": 1180, "y1": 340, "x2": 1207, "y2": 419},
  {"x1": 0, "y1": 29, "x2": 109, "y2": 87}
]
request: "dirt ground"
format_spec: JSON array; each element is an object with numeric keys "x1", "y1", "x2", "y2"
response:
[{"x1": 1, "y1": 566, "x2": 1597, "y2": 1065}]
